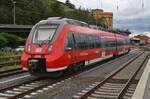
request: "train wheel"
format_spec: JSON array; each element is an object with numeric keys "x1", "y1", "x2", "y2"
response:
[
  {"x1": 113, "y1": 54, "x2": 118, "y2": 57},
  {"x1": 47, "y1": 71, "x2": 64, "y2": 78},
  {"x1": 72, "y1": 62, "x2": 85, "y2": 72},
  {"x1": 127, "y1": 49, "x2": 131, "y2": 53},
  {"x1": 28, "y1": 65, "x2": 37, "y2": 75}
]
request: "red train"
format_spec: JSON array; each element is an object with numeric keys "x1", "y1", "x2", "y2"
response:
[{"x1": 21, "y1": 17, "x2": 131, "y2": 77}]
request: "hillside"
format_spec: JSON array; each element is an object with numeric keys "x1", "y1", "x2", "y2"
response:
[{"x1": 0, "y1": 0, "x2": 106, "y2": 27}]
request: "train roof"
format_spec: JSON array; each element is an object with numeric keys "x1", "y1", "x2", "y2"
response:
[
  {"x1": 37, "y1": 17, "x2": 89, "y2": 27},
  {"x1": 37, "y1": 17, "x2": 130, "y2": 36}
]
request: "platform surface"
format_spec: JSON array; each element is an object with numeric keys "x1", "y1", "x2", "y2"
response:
[
  {"x1": 132, "y1": 56, "x2": 150, "y2": 99},
  {"x1": 143, "y1": 72, "x2": 150, "y2": 99}
]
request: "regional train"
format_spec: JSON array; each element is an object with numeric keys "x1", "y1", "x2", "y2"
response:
[{"x1": 21, "y1": 17, "x2": 131, "y2": 77}]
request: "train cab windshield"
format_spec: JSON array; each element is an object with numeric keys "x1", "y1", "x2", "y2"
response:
[{"x1": 31, "y1": 24, "x2": 59, "y2": 44}]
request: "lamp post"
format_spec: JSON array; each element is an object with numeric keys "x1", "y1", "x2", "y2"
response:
[{"x1": 12, "y1": 0, "x2": 16, "y2": 25}]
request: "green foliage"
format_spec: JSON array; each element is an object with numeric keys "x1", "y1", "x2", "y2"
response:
[
  {"x1": 0, "y1": 0, "x2": 106, "y2": 28},
  {"x1": 19, "y1": 38, "x2": 26, "y2": 45},
  {"x1": 65, "y1": 0, "x2": 75, "y2": 9},
  {"x1": 0, "y1": 33, "x2": 20, "y2": 47},
  {"x1": 50, "y1": 1, "x2": 65, "y2": 17},
  {"x1": 0, "y1": 34, "x2": 8, "y2": 47}
]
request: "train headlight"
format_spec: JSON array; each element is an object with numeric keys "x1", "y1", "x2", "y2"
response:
[
  {"x1": 47, "y1": 45, "x2": 53, "y2": 52},
  {"x1": 27, "y1": 45, "x2": 31, "y2": 52}
]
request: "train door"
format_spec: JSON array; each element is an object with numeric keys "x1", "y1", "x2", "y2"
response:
[
  {"x1": 72, "y1": 33, "x2": 77, "y2": 60},
  {"x1": 65, "y1": 33, "x2": 76, "y2": 62},
  {"x1": 73, "y1": 33, "x2": 80, "y2": 61},
  {"x1": 115, "y1": 35, "x2": 118, "y2": 55},
  {"x1": 101, "y1": 37, "x2": 106, "y2": 57}
]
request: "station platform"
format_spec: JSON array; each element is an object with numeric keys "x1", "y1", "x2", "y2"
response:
[{"x1": 132, "y1": 57, "x2": 150, "y2": 99}]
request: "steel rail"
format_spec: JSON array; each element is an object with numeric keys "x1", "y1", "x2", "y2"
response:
[
  {"x1": 6, "y1": 52, "x2": 137, "y2": 99},
  {"x1": 0, "y1": 68, "x2": 25, "y2": 78},
  {"x1": 79, "y1": 51, "x2": 144, "y2": 99},
  {"x1": 116, "y1": 52, "x2": 150, "y2": 99},
  {"x1": 0, "y1": 50, "x2": 139, "y2": 99}
]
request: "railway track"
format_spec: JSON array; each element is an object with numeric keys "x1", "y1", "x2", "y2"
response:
[
  {"x1": 0, "y1": 60, "x2": 20, "y2": 67},
  {"x1": 0, "y1": 50, "x2": 141, "y2": 99},
  {"x1": 73, "y1": 51, "x2": 149, "y2": 99},
  {"x1": 0, "y1": 68, "x2": 26, "y2": 78},
  {"x1": 0, "y1": 79, "x2": 58, "y2": 99},
  {"x1": 0, "y1": 54, "x2": 21, "y2": 67},
  {"x1": 0, "y1": 56, "x2": 21, "y2": 78}
]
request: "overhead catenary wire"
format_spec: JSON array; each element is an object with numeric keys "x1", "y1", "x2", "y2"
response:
[
  {"x1": 100, "y1": 0, "x2": 103, "y2": 9},
  {"x1": 114, "y1": 0, "x2": 119, "y2": 29},
  {"x1": 141, "y1": 0, "x2": 144, "y2": 8},
  {"x1": 69, "y1": 0, "x2": 145, "y2": 32}
]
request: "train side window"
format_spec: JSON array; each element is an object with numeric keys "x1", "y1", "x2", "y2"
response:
[
  {"x1": 123, "y1": 40, "x2": 126, "y2": 45},
  {"x1": 110, "y1": 40, "x2": 116, "y2": 49},
  {"x1": 74, "y1": 34, "x2": 82, "y2": 50},
  {"x1": 95, "y1": 36, "x2": 101, "y2": 48},
  {"x1": 121, "y1": 40, "x2": 124, "y2": 46},
  {"x1": 95, "y1": 36, "x2": 98, "y2": 48},
  {"x1": 101, "y1": 37, "x2": 106, "y2": 50},
  {"x1": 81, "y1": 34, "x2": 86, "y2": 50},
  {"x1": 127, "y1": 39, "x2": 130, "y2": 45},
  {"x1": 85, "y1": 35, "x2": 90, "y2": 49},
  {"x1": 120, "y1": 40, "x2": 124, "y2": 46},
  {"x1": 105, "y1": 39, "x2": 115, "y2": 50},
  {"x1": 89, "y1": 36, "x2": 95, "y2": 48},
  {"x1": 65, "y1": 33, "x2": 74, "y2": 50},
  {"x1": 125, "y1": 39, "x2": 128, "y2": 45},
  {"x1": 117, "y1": 40, "x2": 122, "y2": 46},
  {"x1": 104, "y1": 39, "x2": 109, "y2": 50},
  {"x1": 83, "y1": 34, "x2": 89, "y2": 49},
  {"x1": 98, "y1": 37, "x2": 102, "y2": 47},
  {"x1": 80, "y1": 35, "x2": 85, "y2": 49},
  {"x1": 93, "y1": 36, "x2": 96, "y2": 48}
]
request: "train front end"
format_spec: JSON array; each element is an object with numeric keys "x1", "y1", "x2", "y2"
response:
[{"x1": 21, "y1": 19, "x2": 64, "y2": 77}]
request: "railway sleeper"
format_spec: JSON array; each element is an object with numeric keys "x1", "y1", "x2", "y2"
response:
[
  {"x1": 0, "y1": 93, "x2": 14, "y2": 97},
  {"x1": 127, "y1": 88, "x2": 135, "y2": 91},
  {"x1": 13, "y1": 88, "x2": 28, "y2": 92},
  {"x1": 6, "y1": 90, "x2": 21, "y2": 94},
  {"x1": 87, "y1": 97, "x2": 98, "y2": 99},
  {"x1": 103, "y1": 84, "x2": 125, "y2": 88},
  {"x1": 30, "y1": 92, "x2": 38, "y2": 95},
  {"x1": 94, "y1": 91, "x2": 119, "y2": 96},
  {"x1": 124, "y1": 92, "x2": 133, "y2": 97},
  {"x1": 100, "y1": 86, "x2": 123, "y2": 90},
  {"x1": 77, "y1": 92, "x2": 85, "y2": 95},
  {"x1": 123, "y1": 95, "x2": 133, "y2": 99},
  {"x1": 19, "y1": 86, "x2": 34, "y2": 89},
  {"x1": 13, "y1": 88, "x2": 27, "y2": 91},
  {"x1": 97, "y1": 88, "x2": 121, "y2": 93},
  {"x1": 127, "y1": 89, "x2": 135, "y2": 93},
  {"x1": 0, "y1": 97, "x2": 9, "y2": 99},
  {"x1": 105, "y1": 82, "x2": 125, "y2": 86},
  {"x1": 91, "y1": 93, "x2": 117, "y2": 98},
  {"x1": 126, "y1": 90, "x2": 135, "y2": 94},
  {"x1": 25, "y1": 84, "x2": 39, "y2": 87}
]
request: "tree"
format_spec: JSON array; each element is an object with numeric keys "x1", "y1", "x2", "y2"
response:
[
  {"x1": 1, "y1": 33, "x2": 20, "y2": 47},
  {"x1": 66, "y1": 0, "x2": 70, "y2": 4},
  {"x1": 0, "y1": 0, "x2": 106, "y2": 28},
  {"x1": 0, "y1": 34, "x2": 7, "y2": 47},
  {"x1": 65, "y1": 0, "x2": 75, "y2": 9}
]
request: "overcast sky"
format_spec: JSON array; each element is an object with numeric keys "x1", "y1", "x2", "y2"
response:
[{"x1": 58, "y1": 0, "x2": 150, "y2": 33}]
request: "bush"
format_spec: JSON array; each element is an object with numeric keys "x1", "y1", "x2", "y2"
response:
[
  {"x1": 19, "y1": 38, "x2": 27, "y2": 45},
  {"x1": 0, "y1": 34, "x2": 8, "y2": 47},
  {"x1": 0, "y1": 33, "x2": 20, "y2": 48}
]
